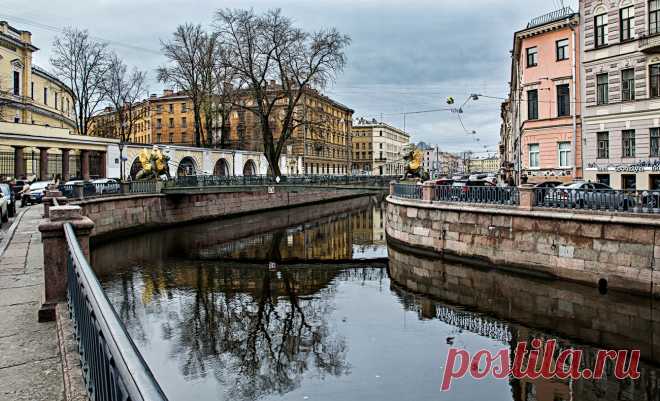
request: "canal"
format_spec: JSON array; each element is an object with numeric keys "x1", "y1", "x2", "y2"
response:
[{"x1": 92, "y1": 197, "x2": 660, "y2": 401}]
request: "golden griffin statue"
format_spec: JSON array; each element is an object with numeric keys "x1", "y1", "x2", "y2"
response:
[
  {"x1": 135, "y1": 146, "x2": 171, "y2": 180},
  {"x1": 402, "y1": 144, "x2": 428, "y2": 181}
]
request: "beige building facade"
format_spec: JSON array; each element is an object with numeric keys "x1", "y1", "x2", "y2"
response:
[
  {"x1": 351, "y1": 119, "x2": 410, "y2": 176},
  {"x1": 581, "y1": 0, "x2": 660, "y2": 189}
]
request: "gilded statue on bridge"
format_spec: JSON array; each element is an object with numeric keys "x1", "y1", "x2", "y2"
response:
[
  {"x1": 402, "y1": 144, "x2": 428, "y2": 181},
  {"x1": 135, "y1": 146, "x2": 171, "y2": 180}
]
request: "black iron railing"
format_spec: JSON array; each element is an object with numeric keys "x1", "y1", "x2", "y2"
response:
[
  {"x1": 435, "y1": 185, "x2": 519, "y2": 206},
  {"x1": 527, "y1": 7, "x2": 575, "y2": 28},
  {"x1": 64, "y1": 223, "x2": 169, "y2": 401},
  {"x1": 534, "y1": 187, "x2": 660, "y2": 214},
  {"x1": 392, "y1": 183, "x2": 422, "y2": 199},
  {"x1": 166, "y1": 175, "x2": 397, "y2": 188}
]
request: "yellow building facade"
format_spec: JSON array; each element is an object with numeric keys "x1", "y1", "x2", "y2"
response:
[{"x1": 0, "y1": 21, "x2": 99, "y2": 181}]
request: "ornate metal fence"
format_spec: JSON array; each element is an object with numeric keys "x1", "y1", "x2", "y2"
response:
[
  {"x1": 167, "y1": 175, "x2": 397, "y2": 188},
  {"x1": 64, "y1": 223, "x2": 169, "y2": 401},
  {"x1": 392, "y1": 184, "x2": 422, "y2": 199},
  {"x1": 534, "y1": 187, "x2": 660, "y2": 214},
  {"x1": 434, "y1": 185, "x2": 519, "y2": 206}
]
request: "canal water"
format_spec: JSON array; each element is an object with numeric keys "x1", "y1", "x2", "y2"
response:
[{"x1": 93, "y1": 197, "x2": 660, "y2": 401}]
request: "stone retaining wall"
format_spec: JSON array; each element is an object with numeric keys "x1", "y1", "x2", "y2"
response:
[
  {"x1": 386, "y1": 196, "x2": 660, "y2": 296},
  {"x1": 75, "y1": 187, "x2": 370, "y2": 239}
]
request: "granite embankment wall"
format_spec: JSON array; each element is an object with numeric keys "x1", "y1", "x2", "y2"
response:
[
  {"x1": 74, "y1": 186, "x2": 375, "y2": 239},
  {"x1": 388, "y1": 244, "x2": 660, "y2": 401},
  {"x1": 386, "y1": 195, "x2": 660, "y2": 296}
]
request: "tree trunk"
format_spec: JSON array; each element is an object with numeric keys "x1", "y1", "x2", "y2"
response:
[
  {"x1": 265, "y1": 147, "x2": 281, "y2": 177},
  {"x1": 220, "y1": 120, "x2": 230, "y2": 149},
  {"x1": 193, "y1": 104, "x2": 202, "y2": 147}
]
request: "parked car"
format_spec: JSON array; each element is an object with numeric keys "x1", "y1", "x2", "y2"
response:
[
  {"x1": 0, "y1": 183, "x2": 16, "y2": 218},
  {"x1": 449, "y1": 180, "x2": 496, "y2": 201},
  {"x1": 26, "y1": 181, "x2": 50, "y2": 204},
  {"x1": 61, "y1": 180, "x2": 98, "y2": 198},
  {"x1": 92, "y1": 178, "x2": 120, "y2": 194},
  {"x1": 533, "y1": 181, "x2": 563, "y2": 202},
  {"x1": 542, "y1": 181, "x2": 636, "y2": 209},
  {"x1": 428, "y1": 178, "x2": 454, "y2": 186},
  {"x1": 0, "y1": 187, "x2": 8, "y2": 223}
]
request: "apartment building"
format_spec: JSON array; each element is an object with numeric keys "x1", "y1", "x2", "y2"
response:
[
  {"x1": 351, "y1": 118, "x2": 410, "y2": 176},
  {"x1": 422, "y1": 147, "x2": 460, "y2": 177},
  {"x1": 581, "y1": 0, "x2": 660, "y2": 189},
  {"x1": 503, "y1": 7, "x2": 582, "y2": 184}
]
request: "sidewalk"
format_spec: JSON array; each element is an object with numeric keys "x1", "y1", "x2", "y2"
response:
[{"x1": 0, "y1": 205, "x2": 64, "y2": 401}]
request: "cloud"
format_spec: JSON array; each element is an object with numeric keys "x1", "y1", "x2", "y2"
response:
[{"x1": 3, "y1": 0, "x2": 577, "y2": 152}]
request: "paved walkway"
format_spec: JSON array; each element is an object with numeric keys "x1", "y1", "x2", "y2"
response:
[{"x1": 0, "y1": 206, "x2": 65, "y2": 401}]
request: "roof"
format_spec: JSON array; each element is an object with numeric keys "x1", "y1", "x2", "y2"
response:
[
  {"x1": 31, "y1": 64, "x2": 75, "y2": 98},
  {"x1": 527, "y1": 7, "x2": 576, "y2": 29}
]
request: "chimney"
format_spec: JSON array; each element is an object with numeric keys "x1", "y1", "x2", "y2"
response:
[{"x1": 163, "y1": 89, "x2": 174, "y2": 97}]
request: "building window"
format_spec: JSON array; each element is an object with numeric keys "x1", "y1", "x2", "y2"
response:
[
  {"x1": 31, "y1": 82, "x2": 34, "y2": 99},
  {"x1": 622, "y1": 129, "x2": 636, "y2": 158},
  {"x1": 558, "y1": 142, "x2": 571, "y2": 168},
  {"x1": 527, "y1": 89, "x2": 538, "y2": 120},
  {"x1": 652, "y1": 0, "x2": 660, "y2": 35},
  {"x1": 596, "y1": 73, "x2": 608, "y2": 105},
  {"x1": 651, "y1": 128, "x2": 660, "y2": 157},
  {"x1": 526, "y1": 47, "x2": 538, "y2": 67},
  {"x1": 181, "y1": 117, "x2": 187, "y2": 128},
  {"x1": 168, "y1": 118, "x2": 174, "y2": 128},
  {"x1": 13, "y1": 71, "x2": 19, "y2": 96},
  {"x1": 622, "y1": 174, "x2": 637, "y2": 190},
  {"x1": 156, "y1": 118, "x2": 162, "y2": 129},
  {"x1": 529, "y1": 144, "x2": 540, "y2": 168},
  {"x1": 55, "y1": 93, "x2": 58, "y2": 110},
  {"x1": 181, "y1": 103, "x2": 187, "y2": 112},
  {"x1": 597, "y1": 174, "x2": 610, "y2": 186},
  {"x1": 556, "y1": 39, "x2": 569, "y2": 61},
  {"x1": 156, "y1": 105, "x2": 162, "y2": 114},
  {"x1": 651, "y1": 64, "x2": 660, "y2": 98},
  {"x1": 620, "y1": 6, "x2": 635, "y2": 41},
  {"x1": 651, "y1": 174, "x2": 660, "y2": 190},
  {"x1": 43, "y1": 88, "x2": 48, "y2": 105},
  {"x1": 557, "y1": 84, "x2": 570, "y2": 116},
  {"x1": 621, "y1": 69, "x2": 635, "y2": 101},
  {"x1": 595, "y1": 13, "x2": 608, "y2": 48},
  {"x1": 597, "y1": 132, "x2": 609, "y2": 159},
  {"x1": 168, "y1": 104, "x2": 173, "y2": 113}
]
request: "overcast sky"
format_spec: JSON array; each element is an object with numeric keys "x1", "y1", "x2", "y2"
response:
[{"x1": 3, "y1": 0, "x2": 577, "y2": 155}]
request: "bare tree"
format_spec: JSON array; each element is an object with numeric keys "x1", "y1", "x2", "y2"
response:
[
  {"x1": 157, "y1": 24, "x2": 209, "y2": 147},
  {"x1": 214, "y1": 8, "x2": 351, "y2": 176},
  {"x1": 100, "y1": 52, "x2": 148, "y2": 179},
  {"x1": 51, "y1": 27, "x2": 110, "y2": 136}
]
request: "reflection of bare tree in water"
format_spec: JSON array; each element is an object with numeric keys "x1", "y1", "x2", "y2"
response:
[{"x1": 164, "y1": 265, "x2": 350, "y2": 401}]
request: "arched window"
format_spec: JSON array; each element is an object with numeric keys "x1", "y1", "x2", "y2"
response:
[{"x1": 243, "y1": 160, "x2": 257, "y2": 176}]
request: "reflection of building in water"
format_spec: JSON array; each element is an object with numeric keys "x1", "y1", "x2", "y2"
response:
[
  {"x1": 388, "y1": 244, "x2": 660, "y2": 401},
  {"x1": 350, "y1": 203, "x2": 385, "y2": 246},
  {"x1": 197, "y1": 212, "x2": 354, "y2": 261}
]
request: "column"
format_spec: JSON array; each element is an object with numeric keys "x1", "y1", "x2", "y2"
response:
[
  {"x1": 38, "y1": 147, "x2": 49, "y2": 181},
  {"x1": 81, "y1": 150, "x2": 90, "y2": 181},
  {"x1": 38, "y1": 205, "x2": 94, "y2": 322},
  {"x1": 61, "y1": 148, "x2": 70, "y2": 180},
  {"x1": 13, "y1": 146, "x2": 25, "y2": 179},
  {"x1": 98, "y1": 151, "x2": 107, "y2": 178}
]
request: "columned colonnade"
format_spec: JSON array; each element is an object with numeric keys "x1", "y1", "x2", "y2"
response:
[{"x1": 9, "y1": 145, "x2": 106, "y2": 181}]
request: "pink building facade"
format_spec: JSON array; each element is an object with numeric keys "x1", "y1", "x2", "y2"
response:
[{"x1": 510, "y1": 9, "x2": 582, "y2": 183}]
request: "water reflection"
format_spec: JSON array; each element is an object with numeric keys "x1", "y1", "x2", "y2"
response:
[{"x1": 95, "y1": 198, "x2": 660, "y2": 401}]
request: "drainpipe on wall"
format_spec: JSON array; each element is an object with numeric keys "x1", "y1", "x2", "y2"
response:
[{"x1": 571, "y1": 21, "x2": 578, "y2": 179}]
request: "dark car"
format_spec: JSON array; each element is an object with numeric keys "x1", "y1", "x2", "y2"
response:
[{"x1": 534, "y1": 181, "x2": 563, "y2": 202}]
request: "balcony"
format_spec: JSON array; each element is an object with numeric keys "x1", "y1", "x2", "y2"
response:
[{"x1": 639, "y1": 34, "x2": 660, "y2": 53}]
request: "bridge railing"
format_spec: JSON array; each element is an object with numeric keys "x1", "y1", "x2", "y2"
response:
[
  {"x1": 434, "y1": 185, "x2": 519, "y2": 206},
  {"x1": 64, "y1": 223, "x2": 169, "y2": 401},
  {"x1": 392, "y1": 183, "x2": 423, "y2": 199},
  {"x1": 534, "y1": 187, "x2": 660, "y2": 214},
  {"x1": 166, "y1": 175, "x2": 398, "y2": 188}
]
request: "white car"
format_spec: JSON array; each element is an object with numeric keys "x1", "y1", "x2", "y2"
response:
[
  {"x1": 92, "y1": 178, "x2": 120, "y2": 194},
  {"x1": 27, "y1": 181, "x2": 50, "y2": 204},
  {"x1": 0, "y1": 187, "x2": 8, "y2": 223},
  {"x1": 0, "y1": 183, "x2": 14, "y2": 219}
]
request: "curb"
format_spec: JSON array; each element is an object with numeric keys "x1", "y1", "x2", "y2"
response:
[{"x1": 0, "y1": 206, "x2": 28, "y2": 258}]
